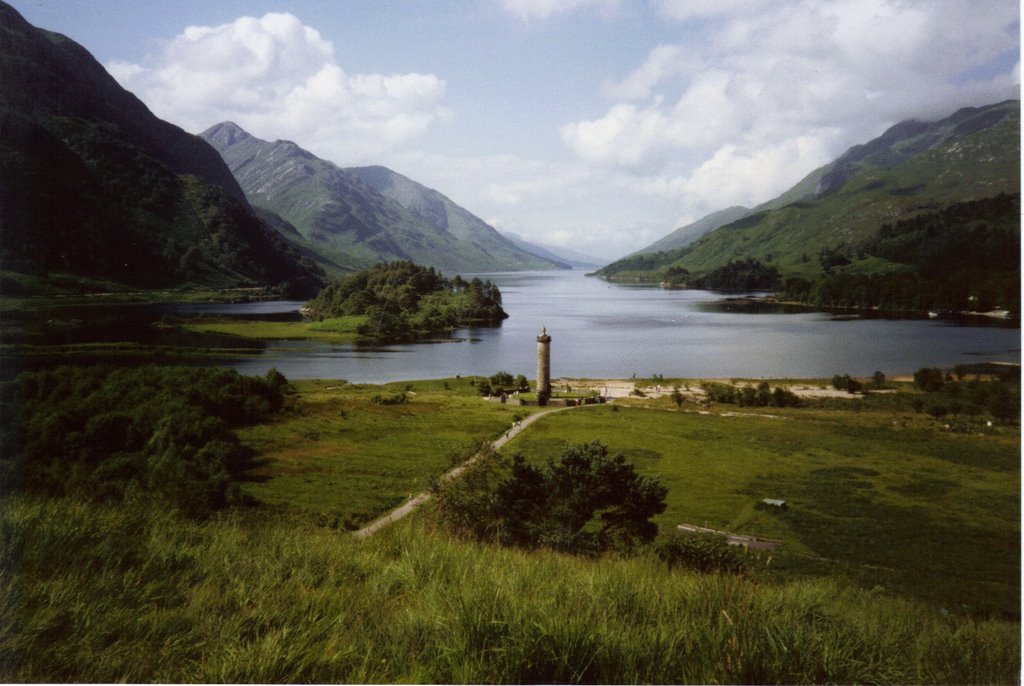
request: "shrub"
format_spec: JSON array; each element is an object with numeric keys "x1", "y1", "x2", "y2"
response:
[
  {"x1": 655, "y1": 534, "x2": 749, "y2": 575},
  {"x1": 0, "y1": 365, "x2": 287, "y2": 516},
  {"x1": 489, "y1": 371, "x2": 514, "y2": 388},
  {"x1": 914, "y1": 367, "x2": 946, "y2": 392},
  {"x1": 433, "y1": 440, "x2": 667, "y2": 555},
  {"x1": 832, "y1": 374, "x2": 862, "y2": 393},
  {"x1": 371, "y1": 393, "x2": 408, "y2": 405}
]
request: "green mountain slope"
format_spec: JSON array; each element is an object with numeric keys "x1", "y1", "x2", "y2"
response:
[
  {"x1": 346, "y1": 166, "x2": 567, "y2": 270},
  {"x1": 201, "y1": 123, "x2": 565, "y2": 273},
  {"x1": 634, "y1": 205, "x2": 753, "y2": 255},
  {"x1": 0, "y1": 2, "x2": 324, "y2": 295},
  {"x1": 599, "y1": 100, "x2": 1020, "y2": 281}
]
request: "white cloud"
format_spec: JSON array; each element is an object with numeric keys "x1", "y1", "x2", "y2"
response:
[
  {"x1": 498, "y1": 0, "x2": 620, "y2": 21},
  {"x1": 562, "y1": 0, "x2": 1020, "y2": 212},
  {"x1": 652, "y1": 0, "x2": 769, "y2": 22},
  {"x1": 106, "y1": 12, "x2": 449, "y2": 162}
]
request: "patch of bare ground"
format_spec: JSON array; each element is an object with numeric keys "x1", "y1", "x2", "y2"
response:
[{"x1": 560, "y1": 378, "x2": 871, "y2": 401}]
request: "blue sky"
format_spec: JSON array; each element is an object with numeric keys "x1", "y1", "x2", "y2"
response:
[{"x1": 9, "y1": 0, "x2": 1020, "y2": 260}]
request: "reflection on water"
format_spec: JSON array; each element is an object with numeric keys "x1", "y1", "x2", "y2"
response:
[{"x1": 2, "y1": 272, "x2": 1019, "y2": 382}]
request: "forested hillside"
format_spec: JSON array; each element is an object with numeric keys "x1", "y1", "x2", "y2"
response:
[
  {"x1": 597, "y1": 100, "x2": 1020, "y2": 308},
  {"x1": 781, "y1": 193, "x2": 1020, "y2": 313},
  {"x1": 0, "y1": 4, "x2": 324, "y2": 296}
]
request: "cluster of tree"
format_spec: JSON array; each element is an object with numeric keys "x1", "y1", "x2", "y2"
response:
[
  {"x1": 691, "y1": 258, "x2": 782, "y2": 291},
  {"x1": 831, "y1": 374, "x2": 863, "y2": 393},
  {"x1": 0, "y1": 365, "x2": 289, "y2": 515},
  {"x1": 595, "y1": 249, "x2": 686, "y2": 278},
  {"x1": 701, "y1": 381, "x2": 801, "y2": 408},
  {"x1": 477, "y1": 371, "x2": 530, "y2": 397},
  {"x1": 431, "y1": 441, "x2": 667, "y2": 555},
  {"x1": 655, "y1": 534, "x2": 750, "y2": 575},
  {"x1": 911, "y1": 367, "x2": 1019, "y2": 422},
  {"x1": 305, "y1": 261, "x2": 507, "y2": 340},
  {"x1": 783, "y1": 194, "x2": 1021, "y2": 314}
]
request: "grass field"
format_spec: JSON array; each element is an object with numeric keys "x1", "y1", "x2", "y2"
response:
[
  {"x1": 2, "y1": 374, "x2": 1018, "y2": 683},
  {"x1": 501, "y1": 398, "x2": 1019, "y2": 615},
  {"x1": 182, "y1": 315, "x2": 367, "y2": 343},
  {"x1": 238, "y1": 377, "x2": 1019, "y2": 616},
  {"x1": 1, "y1": 497, "x2": 1018, "y2": 684},
  {"x1": 238, "y1": 378, "x2": 537, "y2": 526}
]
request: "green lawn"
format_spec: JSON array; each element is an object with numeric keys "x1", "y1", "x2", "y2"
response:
[
  {"x1": 3, "y1": 498, "x2": 1018, "y2": 684},
  {"x1": 501, "y1": 399, "x2": 1020, "y2": 614},
  {"x1": 183, "y1": 315, "x2": 366, "y2": 343},
  {"x1": 239, "y1": 378, "x2": 537, "y2": 525},
  {"x1": 1, "y1": 375, "x2": 1019, "y2": 683},
  {"x1": 238, "y1": 378, "x2": 1019, "y2": 614}
]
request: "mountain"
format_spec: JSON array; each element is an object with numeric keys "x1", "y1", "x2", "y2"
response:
[
  {"x1": 598, "y1": 100, "x2": 1020, "y2": 280},
  {"x1": 502, "y1": 232, "x2": 598, "y2": 269},
  {"x1": 201, "y1": 123, "x2": 566, "y2": 274},
  {"x1": 633, "y1": 206, "x2": 753, "y2": 256},
  {"x1": 345, "y1": 166, "x2": 569, "y2": 271},
  {"x1": 0, "y1": 2, "x2": 324, "y2": 295}
]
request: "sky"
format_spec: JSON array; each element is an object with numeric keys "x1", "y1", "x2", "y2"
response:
[{"x1": 9, "y1": 0, "x2": 1021, "y2": 261}]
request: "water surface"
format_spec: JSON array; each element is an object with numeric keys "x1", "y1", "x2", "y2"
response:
[{"x1": 216, "y1": 270, "x2": 1020, "y2": 382}]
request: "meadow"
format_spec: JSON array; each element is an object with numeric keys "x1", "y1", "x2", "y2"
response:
[
  {"x1": 1, "y1": 497, "x2": 1018, "y2": 684},
  {"x1": 183, "y1": 315, "x2": 367, "y2": 344},
  {"x1": 238, "y1": 377, "x2": 538, "y2": 525},
  {"x1": 1, "y1": 373, "x2": 1019, "y2": 683}
]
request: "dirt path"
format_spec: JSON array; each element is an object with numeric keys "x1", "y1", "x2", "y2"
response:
[{"x1": 353, "y1": 404, "x2": 576, "y2": 539}]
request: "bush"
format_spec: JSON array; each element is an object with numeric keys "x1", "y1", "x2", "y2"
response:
[
  {"x1": 914, "y1": 367, "x2": 946, "y2": 392},
  {"x1": 371, "y1": 393, "x2": 408, "y2": 405},
  {"x1": 489, "y1": 371, "x2": 514, "y2": 388},
  {"x1": 0, "y1": 365, "x2": 287, "y2": 516},
  {"x1": 433, "y1": 440, "x2": 667, "y2": 555},
  {"x1": 703, "y1": 381, "x2": 800, "y2": 408},
  {"x1": 655, "y1": 534, "x2": 749, "y2": 575},
  {"x1": 832, "y1": 374, "x2": 862, "y2": 393}
]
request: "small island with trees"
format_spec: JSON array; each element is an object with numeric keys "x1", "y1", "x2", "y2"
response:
[{"x1": 304, "y1": 261, "x2": 508, "y2": 342}]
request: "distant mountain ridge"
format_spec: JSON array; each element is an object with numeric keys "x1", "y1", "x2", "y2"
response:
[
  {"x1": 599, "y1": 99, "x2": 1020, "y2": 279},
  {"x1": 0, "y1": 2, "x2": 323, "y2": 294},
  {"x1": 201, "y1": 123, "x2": 566, "y2": 274},
  {"x1": 502, "y1": 232, "x2": 599, "y2": 268}
]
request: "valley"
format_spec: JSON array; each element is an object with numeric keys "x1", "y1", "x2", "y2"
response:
[{"x1": 0, "y1": 2, "x2": 1020, "y2": 684}]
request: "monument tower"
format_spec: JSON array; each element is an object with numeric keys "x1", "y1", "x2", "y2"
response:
[{"x1": 536, "y1": 326, "x2": 551, "y2": 396}]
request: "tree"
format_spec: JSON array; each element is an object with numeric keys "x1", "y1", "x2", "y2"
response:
[
  {"x1": 670, "y1": 387, "x2": 684, "y2": 408},
  {"x1": 434, "y1": 441, "x2": 667, "y2": 555},
  {"x1": 832, "y1": 374, "x2": 861, "y2": 393},
  {"x1": 872, "y1": 370, "x2": 886, "y2": 388},
  {"x1": 914, "y1": 367, "x2": 945, "y2": 393},
  {"x1": 489, "y1": 371, "x2": 514, "y2": 388}
]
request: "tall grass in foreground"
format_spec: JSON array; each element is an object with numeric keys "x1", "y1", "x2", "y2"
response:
[{"x1": 1, "y1": 496, "x2": 1018, "y2": 684}]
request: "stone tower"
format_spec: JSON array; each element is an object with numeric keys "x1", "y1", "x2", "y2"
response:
[{"x1": 536, "y1": 326, "x2": 551, "y2": 396}]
